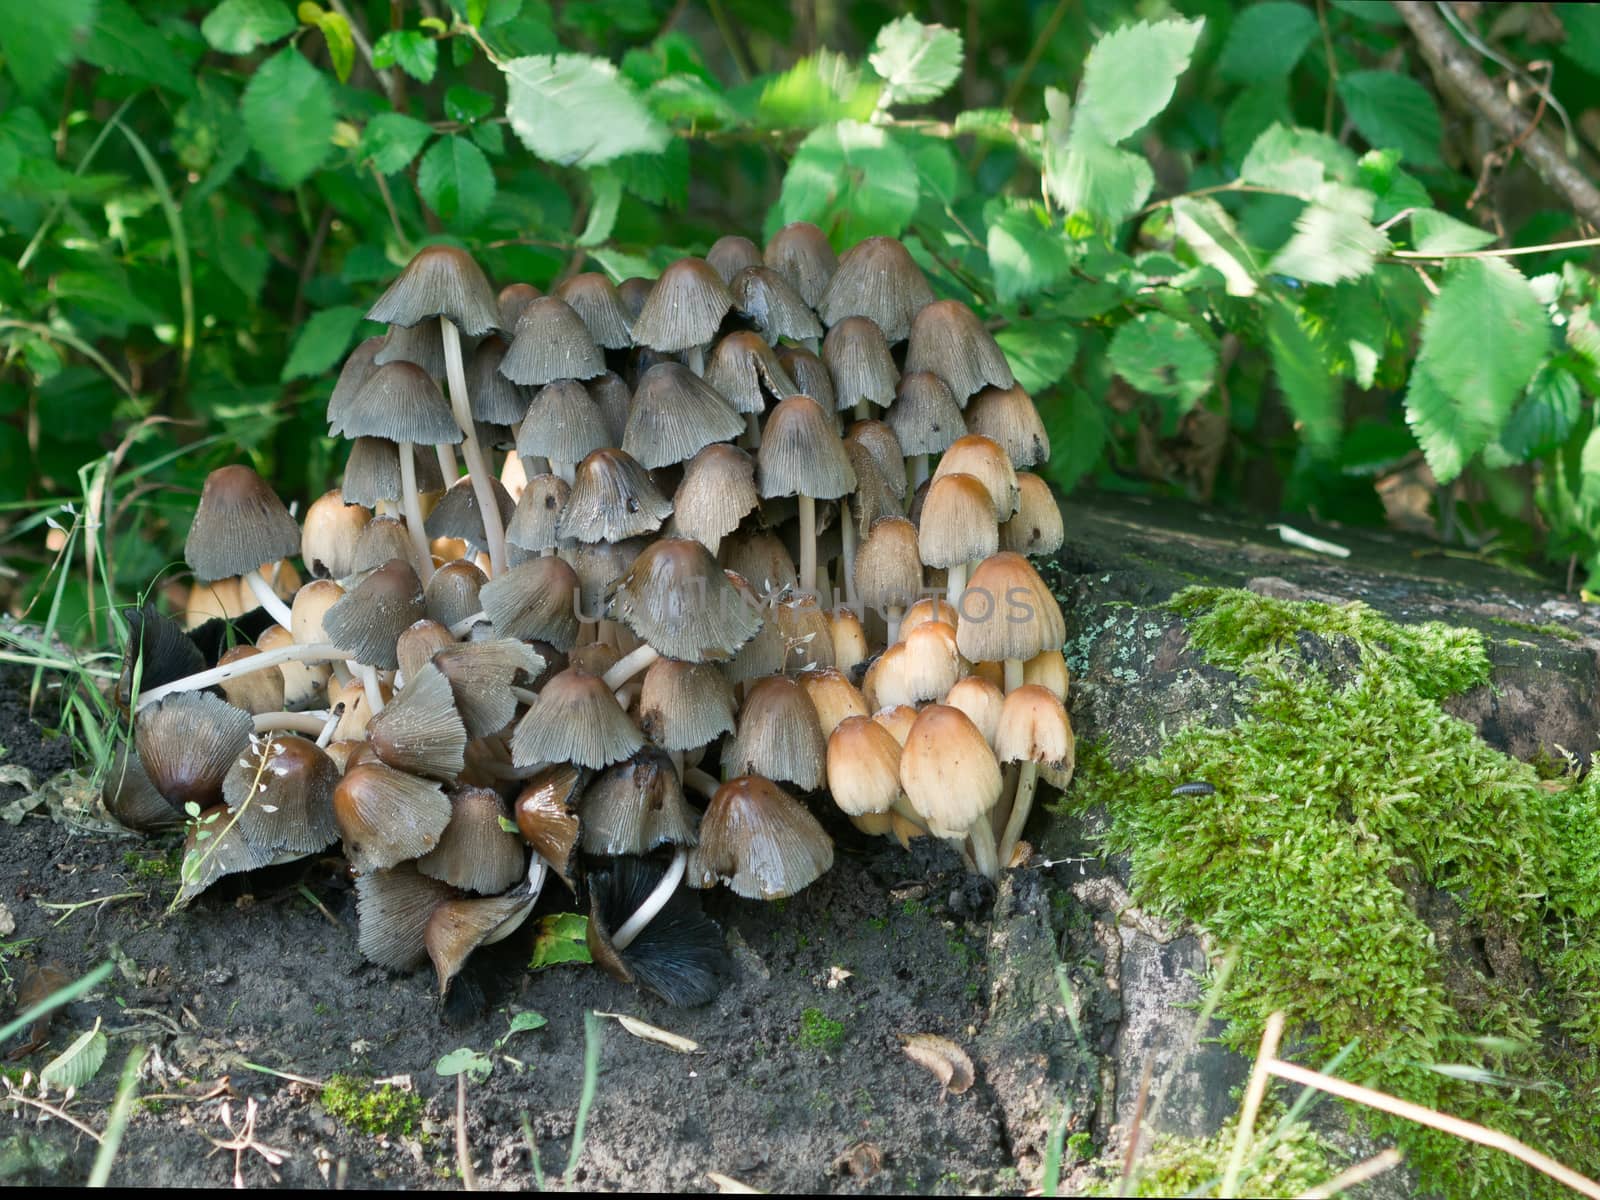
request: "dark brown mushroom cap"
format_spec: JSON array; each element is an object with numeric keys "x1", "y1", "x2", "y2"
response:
[
  {"x1": 418, "y1": 785, "x2": 528, "y2": 895},
  {"x1": 1002, "y1": 473, "x2": 1065, "y2": 557},
  {"x1": 423, "y1": 558, "x2": 487, "y2": 629},
  {"x1": 322, "y1": 558, "x2": 426, "y2": 670},
  {"x1": 425, "y1": 476, "x2": 516, "y2": 552},
  {"x1": 623, "y1": 362, "x2": 743, "y2": 468},
  {"x1": 467, "y1": 336, "x2": 533, "y2": 424},
  {"x1": 430, "y1": 637, "x2": 545, "y2": 738},
  {"x1": 763, "y1": 220, "x2": 838, "y2": 308},
  {"x1": 729, "y1": 265, "x2": 823, "y2": 345},
  {"x1": 136, "y1": 690, "x2": 254, "y2": 813},
  {"x1": 500, "y1": 297, "x2": 605, "y2": 386},
  {"x1": 689, "y1": 775, "x2": 833, "y2": 900},
  {"x1": 374, "y1": 318, "x2": 451, "y2": 379},
  {"x1": 965, "y1": 383, "x2": 1050, "y2": 468},
  {"x1": 638, "y1": 657, "x2": 737, "y2": 751},
  {"x1": 757, "y1": 395, "x2": 857, "y2": 501},
  {"x1": 497, "y1": 282, "x2": 542, "y2": 330},
  {"x1": 774, "y1": 346, "x2": 836, "y2": 411},
  {"x1": 556, "y1": 272, "x2": 635, "y2": 349},
  {"x1": 887, "y1": 370, "x2": 966, "y2": 456},
  {"x1": 954, "y1": 552, "x2": 1065, "y2": 663},
  {"x1": 506, "y1": 473, "x2": 573, "y2": 555},
  {"x1": 342, "y1": 360, "x2": 465, "y2": 447},
  {"x1": 184, "y1": 465, "x2": 302, "y2": 583},
  {"x1": 367, "y1": 662, "x2": 468, "y2": 781},
  {"x1": 333, "y1": 761, "x2": 453, "y2": 872},
  {"x1": 704, "y1": 330, "x2": 800, "y2": 415},
  {"x1": 327, "y1": 336, "x2": 384, "y2": 435},
  {"x1": 558, "y1": 449, "x2": 672, "y2": 544},
  {"x1": 816, "y1": 236, "x2": 934, "y2": 343},
  {"x1": 367, "y1": 243, "x2": 499, "y2": 336},
  {"x1": 705, "y1": 235, "x2": 763, "y2": 284},
  {"x1": 355, "y1": 862, "x2": 458, "y2": 970},
  {"x1": 822, "y1": 316, "x2": 899, "y2": 412},
  {"x1": 479, "y1": 555, "x2": 581, "y2": 649},
  {"x1": 425, "y1": 891, "x2": 534, "y2": 997},
  {"x1": 514, "y1": 763, "x2": 584, "y2": 888},
  {"x1": 904, "y1": 299, "x2": 1015, "y2": 400},
  {"x1": 509, "y1": 667, "x2": 644, "y2": 769},
  {"x1": 617, "y1": 276, "x2": 654, "y2": 321},
  {"x1": 518, "y1": 379, "x2": 613, "y2": 465},
  {"x1": 725, "y1": 675, "x2": 826, "y2": 790},
  {"x1": 671, "y1": 443, "x2": 758, "y2": 549},
  {"x1": 223, "y1": 734, "x2": 340, "y2": 854},
  {"x1": 102, "y1": 744, "x2": 181, "y2": 832},
  {"x1": 630, "y1": 257, "x2": 733, "y2": 352},
  {"x1": 854, "y1": 516, "x2": 922, "y2": 612},
  {"x1": 579, "y1": 746, "x2": 698, "y2": 855},
  {"x1": 609, "y1": 537, "x2": 762, "y2": 661}
]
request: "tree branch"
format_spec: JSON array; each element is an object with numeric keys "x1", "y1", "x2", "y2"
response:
[{"x1": 1399, "y1": 2, "x2": 1600, "y2": 230}]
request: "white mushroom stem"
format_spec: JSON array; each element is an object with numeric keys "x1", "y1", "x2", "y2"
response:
[
  {"x1": 251, "y1": 710, "x2": 332, "y2": 736},
  {"x1": 998, "y1": 762, "x2": 1039, "y2": 869},
  {"x1": 611, "y1": 846, "x2": 688, "y2": 951},
  {"x1": 684, "y1": 767, "x2": 719, "y2": 798},
  {"x1": 240, "y1": 569, "x2": 294, "y2": 629},
  {"x1": 967, "y1": 816, "x2": 1000, "y2": 881},
  {"x1": 1004, "y1": 658, "x2": 1024, "y2": 694},
  {"x1": 359, "y1": 663, "x2": 385, "y2": 714},
  {"x1": 799, "y1": 494, "x2": 818, "y2": 596},
  {"x1": 399, "y1": 443, "x2": 436, "y2": 583},
  {"x1": 136, "y1": 642, "x2": 346, "y2": 708},
  {"x1": 601, "y1": 642, "x2": 659, "y2": 691},
  {"x1": 839, "y1": 511, "x2": 858, "y2": 607},
  {"x1": 524, "y1": 854, "x2": 550, "y2": 903},
  {"x1": 436, "y1": 443, "x2": 458, "y2": 483},
  {"x1": 440, "y1": 317, "x2": 508, "y2": 576},
  {"x1": 946, "y1": 562, "x2": 969, "y2": 604},
  {"x1": 887, "y1": 605, "x2": 905, "y2": 645},
  {"x1": 316, "y1": 706, "x2": 344, "y2": 746}
]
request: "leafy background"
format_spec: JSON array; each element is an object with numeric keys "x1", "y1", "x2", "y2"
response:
[{"x1": 5, "y1": 0, "x2": 1600, "y2": 638}]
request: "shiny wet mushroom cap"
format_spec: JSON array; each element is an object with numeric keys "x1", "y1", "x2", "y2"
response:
[
  {"x1": 689, "y1": 775, "x2": 833, "y2": 900},
  {"x1": 514, "y1": 763, "x2": 585, "y2": 888},
  {"x1": 223, "y1": 734, "x2": 340, "y2": 855},
  {"x1": 135, "y1": 690, "x2": 254, "y2": 813}
]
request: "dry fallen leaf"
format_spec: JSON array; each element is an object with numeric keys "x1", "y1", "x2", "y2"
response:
[
  {"x1": 826, "y1": 966, "x2": 852, "y2": 990},
  {"x1": 706, "y1": 1171, "x2": 763, "y2": 1193},
  {"x1": 595, "y1": 1012, "x2": 700, "y2": 1053},
  {"x1": 900, "y1": 1033, "x2": 975, "y2": 1096}
]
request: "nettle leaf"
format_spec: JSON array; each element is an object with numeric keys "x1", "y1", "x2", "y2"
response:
[
  {"x1": 201, "y1": 0, "x2": 297, "y2": 55},
  {"x1": 83, "y1": 0, "x2": 196, "y2": 97},
  {"x1": 1266, "y1": 299, "x2": 1339, "y2": 455},
  {"x1": 1405, "y1": 258, "x2": 1548, "y2": 482},
  {"x1": 1242, "y1": 123, "x2": 1359, "y2": 194},
  {"x1": 613, "y1": 140, "x2": 689, "y2": 209},
  {"x1": 1171, "y1": 197, "x2": 1259, "y2": 297},
  {"x1": 1410, "y1": 209, "x2": 1495, "y2": 254},
  {"x1": 753, "y1": 49, "x2": 878, "y2": 129},
  {"x1": 361, "y1": 113, "x2": 433, "y2": 175},
  {"x1": 282, "y1": 305, "x2": 369, "y2": 381},
  {"x1": 1039, "y1": 386, "x2": 1108, "y2": 491},
  {"x1": 994, "y1": 320, "x2": 1079, "y2": 393},
  {"x1": 986, "y1": 203, "x2": 1072, "y2": 304},
  {"x1": 1075, "y1": 18, "x2": 1203, "y2": 144},
  {"x1": 1108, "y1": 311, "x2": 1216, "y2": 406},
  {"x1": 1268, "y1": 204, "x2": 1390, "y2": 285},
  {"x1": 777, "y1": 119, "x2": 919, "y2": 245},
  {"x1": 1218, "y1": 3, "x2": 1318, "y2": 83},
  {"x1": 1338, "y1": 70, "x2": 1442, "y2": 166},
  {"x1": 504, "y1": 53, "x2": 669, "y2": 167},
  {"x1": 242, "y1": 47, "x2": 336, "y2": 186},
  {"x1": 1045, "y1": 129, "x2": 1154, "y2": 228},
  {"x1": 0, "y1": 0, "x2": 95, "y2": 97},
  {"x1": 373, "y1": 30, "x2": 439, "y2": 84},
  {"x1": 1499, "y1": 360, "x2": 1582, "y2": 461},
  {"x1": 868, "y1": 15, "x2": 963, "y2": 107},
  {"x1": 419, "y1": 135, "x2": 496, "y2": 227}
]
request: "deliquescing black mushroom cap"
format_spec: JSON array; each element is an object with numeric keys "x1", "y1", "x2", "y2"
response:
[
  {"x1": 517, "y1": 379, "x2": 614, "y2": 466},
  {"x1": 670, "y1": 443, "x2": 757, "y2": 550},
  {"x1": 888, "y1": 371, "x2": 966, "y2": 457},
  {"x1": 184, "y1": 465, "x2": 303, "y2": 585},
  {"x1": 757, "y1": 395, "x2": 857, "y2": 501},
  {"x1": 500, "y1": 296, "x2": 606, "y2": 387},
  {"x1": 424, "y1": 476, "x2": 516, "y2": 554},
  {"x1": 822, "y1": 316, "x2": 899, "y2": 412},
  {"x1": 417, "y1": 785, "x2": 528, "y2": 895},
  {"x1": 579, "y1": 746, "x2": 698, "y2": 857},
  {"x1": 334, "y1": 761, "x2": 453, "y2": 873},
  {"x1": 223, "y1": 733, "x2": 340, "y2": 855},
  {"x1": 429, "y1": 637, "x2": 545, "y2": 739},
  {"x1": 816, "y1": 235, "x2": 934, "y2": 344},
  {"x1": 367, "y1": 662, "x2": 468, "y2": 782},
  {"x1": 703, "y1": 330, "x2": 800, "y2": 415},
  {"x1": 510, "y1": 667, "x2": 644, "y2": 770},
  {"x1": 355, "y1": 862, "x2": 459, "y2": 970},
  {"x1": 506, "y1": 473, "x2": 573, "y2": 555},
  {"x1": 558, "y1": 449, "x2": 672, "y2": 544},
  {"x1": 724, "y1": 675, "x2": 827, "y2": 791},
  {"x1": 688, "y1": 774, "x2": 834, "y2": 900},
  {"x1": 478, "y1": 554, "x2": 581, "y2": 649},
  {"x1": 423, "y1": 559, "x2": 487, "y2": 630},
  {"x1": 340, "y1": 361, "x2": 465, "y2": 448},
  {"x1": 637, "y1": 657, "x2": 737, "y2": 751},
  {"x1": 763, "y1": 220, "x2": 838, "y2": 309},
  {"x1": 904, "y1": 299, "x2": 1016, "y2": 401},
  {"x1": 586, "y1": 855, "x2": 728, "y2": 1007},
  {"x1": 630, "y1": 257, "x2": 734, "y2": 353},
  {"x1": 623, "y1": 362, "x2": 744, "y2": 469},
  {"x1": 322, "y1": 558, "x2": 425, "y2": 670},
  {"x1": 728, "y1": 265, "x2": 823, "y2": 345},
  {"x1": 556, "y1": 272, "x2": 635, "y2": 350},
  {"x1": 609, "y1": 537, "x2": 763, "y2": 663},
  {"x1": 118, "y1": 604, "x2": 204, "y2": 712},
  {"x1": 136, "y1": 689, "x2": 254, "y2": 813},
  {"x1": 705, "y1": 235, "x2": 763, "y2": 284},
  {"x1": 466, "y1": 336, "x2": 533, "y2": 424},
  {"x1": 366, "y1": 243, "x2": 500, "y2": 338},
  {"x1": 327, "y1": 336, "x2": 384, "y2": 435}
]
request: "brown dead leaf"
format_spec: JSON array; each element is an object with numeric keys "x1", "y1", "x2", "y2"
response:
[
  {"x1": 595, "y1": 1012, "x2": 700, "y2": 1053},
  {"x1": 900, "y1": 1033, "x2": 975, "y2": 1096}
]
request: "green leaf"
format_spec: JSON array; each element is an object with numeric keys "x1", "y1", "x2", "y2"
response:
[
  {"x1": 752, "y1": 49, "x2": 878, "y2": 129},
  {"x1": 530, "y1": 912, "x2": 592, "y2": 968},
  {"x1": 282, "y1": 305, "x2": 367, "y2": 381},
  {"x1": 1045, "y1": 129, "x2": 1154, "y2": 228},
  {"x1": 1266, "y1": 299, "x2": 1339, "y2": 455},
  {"x1": 868, "y1": 15, "x2": 963, "y2": 107},
  {"x1": 504, "y1": 53, "x2": 669, "y2": 167},
  {"x1": 201, "y1": 0, "x2": 296, "y2": 54},
  {"x1": 502, "y1": 1011, "x2": 548, "y2": 1041},
  {"x1": 987, "y1": 202, "x2": 1072, "y2": 304},
  {"x1": 1409, "y1": 209, "x2": 1495, "y2": 253},
  {"x1": 613, "y1": 140, "x2": 688, "y2": 208},
  {"x1": 1268, "y1": 204, "x2": 1390, "y2": 285},
  {"x1": 1075, "y1": 18, "x2": 1203, "y2": 144},
  {"x1": 993, "y1": 320, "x2": 1079, "y2": 393},
  {"x1": 373, "y1": 30, "x2": 438, "y2": 83},
  {"x1": 0, "y1": 0, "x2": 95, "y2": 98},
  {"x1": 1222, "y1": 81, "x2": 1292, "y2": 163},
  {"x1": 1499, "y1": 360, "x2": 1582, "y2": 461},
  {"x1": 1108, "y1": 311, "x2": 1216, "y2": 406},
  {"x1": 1039, "y1": 386, "x2": 1108, "y2": 491},
  {"x1": 242, "y1": 47, "x2": 336, "y2": 186},
  {"x1": 1218, "y1": 3, "x2": 1318, "y2": 83},
  {"x1": 445, "y1": 85, "x2": 496, "y2": 123},
  {"x1": 1580, "y1": 425, "x2": 1600, "y2": 516},
  {"x1": 1338, "y1": 70, "x2": 1441, "y2": 166},
  {"x1": 209, "y1": 198, "x2": 270, "y2": 302},
  {"x1": 82, "y1": 0, "x2": 195, "y2": 96},
  {"x1": 311, "y1": 12, "x2": 355, "y2": 83},
  {"x1": 645, "y1": 75, "x2": 741, "y2": 129},
  {"x1": 53, "y1": 269, "x2": 162, "y2": 324},
  {"x1": 1357, "y1": 148, "x2": 1431, "y2": 222},
  {"x1": 1406, "y1": 259, "x2": 1549, "y2": 482},
  {"x1": 418, "y1": 136, "x2": 495, "y2": 227},
  {"x1": 576, "y1": 169, "x2": 622, "y2": 247},
  {"x1": 435, "y1": 1047, "x2": 494, "y2": 1082},
  {"x1": 1559, "y1": 7, "x2": 1600, "y2": 76},
  {"x1": 776, "y1": 119, "x2": 919, "y2": 245},
  {"x1": 361, "y1": 113, "x2": 433, "y2": 175},
  {"x1": 1241, "y1": 123, "x2": 1359, "y2": 193},
  {"x1": 40, "y1": 1023, "x2": 107, "y2": 1091},
  {"x1": 1171, "y1": 197, "x2": 1259, "y2": 297}
]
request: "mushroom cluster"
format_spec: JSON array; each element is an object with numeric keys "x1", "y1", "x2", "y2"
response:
[{"x1": 107, "y1": 228, "x2": 1073, "y2": 1009}]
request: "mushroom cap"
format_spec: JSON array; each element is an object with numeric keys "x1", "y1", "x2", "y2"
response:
[
  {"x1": 944, "y1": 675, "x2": 1006, "y2": 747},
  {"x1": 623, "y1": 362, "x2": 744, "y2": 468},
  {"x1": 617, "y1": 276, "x2": 654, "y2": 320},
  {"x1": 425, "y1": 476, "x2": 516, "y2": 553},
  {"x1": 888, "y1": 371, "x2": 966, "y2": 456},
  {"x1": 555, "y1": 272, "x2": 634, "y2": 349},
  {"x1": 630, "y1": 257, "x2": 733, "y2": 352},
  {"x1": 827, "y1": 715, "x2": 902, "y2": 816},
  {"x1": 931, "y1": 434, "x2": 1020, "y2": 519},
  {"x1": 117, "y1": 604, "x2": 205, "y2": 713},
  {"x1": 333, "y1": 762, "x2": 453, "y2": 872},
  {"x1": 558, "y1": 449, "x2": 672, "y2": 544},
  {"x1": 397, "y1": 618, "x2": 456, "y2": 682},
  {"x1": 829, "y1": 606, "x2": 869, "y2": 676},
  {"x1": 817, "y1": 235, "x2": 934, "y2": 343},
  {"x1": 671, "y1": 442, "x2": 758, "y2": 550},
  {"x1": 689, "y1": 775, "x2": 833, "y2": 899},
  {"x1": 366, "y1": 243, "x2": 499, "y2": 336},
  {"x1": 355, "y1": 863, "x2": 458, "y2": 970},
  {"x1": 918, "y1": 473, "x2": 1000, "y2": 569},
  {"x1": 417, "y1": 785, "x2": 528, "y2": 895},
  {"x1": 994, "y1": 684, "x2": 1073, "y2": 769},
  {"x1": 136, "y1": 690, "x2": 253, "y2": 813},
  {"x1": 966, "y1": 383, "x2": 1049, "y2": 468},
  {"x1": 350, "y1": 515, "x2": 419, "y2": 577},
  {"x1": 323, "y1": 558, "x2": 425, "y2": 669},
  {"x1": 497, "y1": 282, "x2": 542, "y2": 330},
  {"x1": 341, "y1": 360, "x2": 464, "y2": 447},
  {"x1": 506, "y1": 473, "x2": 572, "y2": 555},
  {"x1": 374, "y1": 318, "x2": 452, "y2": 379},
  {"x1": 722, "y1": 530, "x2": 797, "y2": 598},
  {"x1": 763, "y1": 221, "x2": 838, "y2": 308},
  {"x1": 509, "y1": 667, "x2": 644, "y2": 770},
  {"x1": 1002, "y1": 473, "x2": 1066, "y2": 557},
  {"x1": 854, "y1": 516, "x2": 922, "y2": 613},
  {"x1": 729, "y1": 265, "x2": 822, "y2": 344},
  {"x1": 845, "y1": 419, "x2": 907, "y2": 498},
  {"x1": 216, "y1": 645, "x2": 286, "y2": 716},
  {"x1": 176, "y1": 804, "x2": 275, "y2": 904},
  {"x1": 706, "y1": 235, "x2": 763, "y2": 284},
  {"x1": 580, "y1": 746, "x2": 698, "y2": 855},
  {"x1": 423, "y1": 559, "x2": 487, "y2": 629},
  {"x1": 900, "y1": 620, "x2": 963, "y2": 703},
  {"x1": 570, "y1": 537, "x2": 647, "y2": 617},
  {"x1": 513, "y1": 764, "x2": 584, "y2": 887},
  {"x1": 725, "y1": 675, "x2": 826, "y2": 791},
  {"x1": 517, "y1": 378, "x2": 612, "y2": 466},
  {"x1": 184, "y1": 465, "x2": 303, "y2": 583},
  {"x1": 588, "y1": 371, "x2": 633, "y2": 444},
  {"x1": 102, "y1": 744, "x2": 181, "y2": 833},
  {"x1": 367, "y1": 662, "x2": 468, "y2": 781},
  {"x1": 302, "y1": 488, "x2": 373, "y2": 580},
  {"x1": 899, "y1": 704, "x2": 1001, "y2": 837},
  {"x1": 798, "y1": 666, "x2": 869, "y2": 737},
  {"x1": 823, "y1": 316, "x2": 899, "y2": 412},
  {"x1": 342, "y1": 438, "x2": 444, "y2": 509},
  {"x1": 905, "y1": 299, "x2": 1015, "y2": 401},
  {"x1": 757, "y1": 394, "x2": 856, "y2": 501},
  {"x1": 775, "y1": 595, "x2": 836, "y2": 674},
  {"x1": 425, "y1": 891, "x2": 535, "y2": 997},
  {"x1": 609, "y1": 537, "x2": 762, "y2": 662},
  {"x1": 479, "y1": 555, "x2": 581, "y2": 649},
  {"x1": 1023, "y1": 648, "x2": 1070, "y2": 701},
  {"x1": 501, "y1": 296, "x2": 605, "y2": 386},
  {"x1": 775, "y1": 346, "x2": 836, "y2": 411},
  {"x1": 586, "y1": 856, "x2": 727, "y2": 1006},
  {"x1": 431, "y1": 637, "x2": 546, "y2": 738},
  {"x1": 637, "y1": 657, "x2": 737, "y2": 751},
  {"x1": 954, "y1": 552, "x2": 1065, "y2": 664},
  {"x1": 326, "y1": 336, "x2": 384, "y2": 435},
  {"x1": 223, "y1": 733, "x2": 340, "y2": 855},
  {"x1": 467, "y1": 336, "x2": 533, "y2": 424},
  {"x1": 704, "y1": 330, "x2": 799, "y2": 415}
]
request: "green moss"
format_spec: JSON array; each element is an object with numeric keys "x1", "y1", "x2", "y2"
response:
[
  {"x1": 1085, "y1": 1116, "x2": 1337, "y2": 1197},
  {"x1": 1065, "y1": 586, "x2": 1600, "y2": 1198},
  {"x1": 322, "y1": 1074, "x2": 425, "y2": 1139},
  {"x1": 120, "y1": 848, "x2": 180, "y2": 880},
  {"x1": 796, "y1": 1008, "x2": 845, "y2": 1052},
  {"x1": 1489, "y1": 616, "x2": 1582, "y2": 642}
]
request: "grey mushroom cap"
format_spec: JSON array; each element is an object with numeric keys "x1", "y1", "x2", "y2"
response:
[
  {"x1": 355, "y1": 863, "x2": 458, "y2": 970},
  {"x1": 342, "y1": 438, "x2": 436, "y2": 508},
  {"x1": 506, "y1": 473, "x2": 573, "y2": 554},
  {"x1": 500, "y1": 297, "x2": 605, "y2": 386},
  {"x1": 724, "y1": 675, "x2": 827, "y2": 791},
  {"x1": 423, "y1": 559, "x2": 487, "y2": 629},
  {"x1": 671, "y1": 443, "x2": 758, "y2": 549},
  {"x1": 350, "y1": 515, "x2": 420, "y2": 577},
  {"x1": 822, "y1": 316, "x2": 899, "y2": 412},
  {"x1": 366, "y1": 243, "x2": 500, "y2": 336},
  {"x1": 622, "y1": 362, "x2": 743, "y2": 468},
  {"x1": 570, "y1": 537, "x2": 647, "y2": 617},
  {"x1": 556, "y1": 273, "x2": 635, "y2": 350},
  {"x1": 729, "y1": 265, "x2": 823, "y2": 345},
  {"x1": 763, "y1": 221, "x2": 838, "y2": 309},
  {"x1": 322, "y1": 558, "x2": 426, "y2": 669},
  {"x1": 965, "y1": 383, "x2": 1050, "y2": 468},
  {"x1": 757, "y1": 395, "x2": 857, "y2": 501},
  {"x1": 705, "y1": 235, "x2": 763, "y2": 285},
  {"x1": 417, "y1": 786, "x2": 528, "y2": 895},
  {"x1": 689, "y1": 775, "x2": 833, "y2": 900},
  {"x1": 479, "y1": 555, "x2": 582, "y2": 649},
  {"x1": 558, "y1": 449, "x2": 672, "y2": 544},
  {"x1": 424, "y1": 476, "x2": 516, "y2": 553},
  {"x1": 497, "y1": 282, "x2": 542, "y2": 330},
  {"x1": 905, "y1": 299, "x2": 1015, "y2": 401},
  {"x1": 341, "y1": 360, "x2": 464, "y2": 446},
  {"x1": 184, "y1": 465, "x2": 303, "y2": 583},
  {"x1": 509, "y1": 668, "x2": 644, "y2": 770},
  {"x1": 775, "y1": 346, "x2": 836, "y2": 411},
  {"x1": 518, "y1": 379, "x2": 612, "y2": 465},
  {"x1": 374, "y1": 319, "x2": 450, "y2": 379},
  {"x1": 630, "y1": 257, "x2": 733, "y2": 353},
  {"x1": 367, "y1": 662, "x2": 468, "y2": 781},
  {"x1": 430, "y1": 637, "x2": 545, "y2": 738},
  {"x1": 887, "y1": 370, "x2": 966, "y2": 455},
  {"x1": 467, "y1": 336, "x2": 533, "y2": 424},
  {"x1": 327, "y1": 336, "x2": 384, "y2": 435},
  {"x1": 579, "y1": 746, "x2": 698, "y2": 855},
  {"x1": 854, "y1": 515, "x2": 922, "y2": 612},
  {"x1": 588, "y1": 371, "x2": 633, "y2": 444},
  {"x1": 704, "y1": 330, "x2": 799, "y2": 416},
  {"x1": 638, "y1": 657, "x2": 737, "y2": 751},
  {"x1": 608, "y1": 538, "x2": 762, "y2": 662},
  {"x1": 816, "y1": 235, "x2": 934, "y2": 343}
]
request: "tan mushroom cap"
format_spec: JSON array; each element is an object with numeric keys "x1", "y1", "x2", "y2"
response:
[
  {"x1": 953, "y1": 552, "x2": 1065, "y2": 665},
  {"x1": 918, "y1": 473, "x2": 999, "y2": 569},
  {"x1": 827, "y1": 715, "x2": 902, "y2": 816},
  {"x1": 994, "y1": 685, "x2": 1073, "y2": 770},
  {"x1": 1001, "y1": 473, "x2": 1066, "y2": 557},
  {"x1": 333, "y1": 762, "x2": 453, "y2": 872},
  {"x1": 899, "y1": 704, "x2": 1001, "y2": 838}
]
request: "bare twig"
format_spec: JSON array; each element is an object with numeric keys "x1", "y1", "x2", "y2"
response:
[
  {"x1": 2, "y1": 1084, "x2": 105, "y2": 1143},
  {"x1": 1295, "y1": 1148, "x2": 1405, "y2": 1200},
  {"x1": 1220, "y1": 1010, "x2": 1286, "y2": 1197}
]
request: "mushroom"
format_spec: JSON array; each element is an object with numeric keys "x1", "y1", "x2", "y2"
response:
[
  {"x1": 728, "y1": 265, "x2": 823, "y2": 349},
  {"x1": 558, "y1": 449, "x2": 672, "y2": 544},
  {"x1": 706, "y1": 235, "x2": 763, "y2": 283},
  {"x1": 301, "y1": 489, "x2": 372, "y2": 580},
  {"x1": 993, "y1": 685, "x2": 1074, "y2": 867},
  {"x1": 919, "y1": 472, "x2": 1000, "y2": 600},
  {"x1": 623, "y1": 362, "x2": 743, "y2": 469},
  {"x1": 509, "y1": 667, "x2": 643, "y2": 770},
  {"x1": 689, "y1": 775, "x2": 833, "y2": 899},
  {"x1": 418, "y1": 785, "x2": 528, "y2": 895},
  {"x1": 506, "y1": 473, "x2": 573, "y2": 558},
  {"x1": 514, "y1": 764, "x2": 585, "y2": 892},
  {"x1": 586, "y1": 856, "x2": 726, "y2": 1006},
  {"x1": 333, "y1": 762, "x2": 453, "y2": 873},
  {"x1": 630, "y1": 257, "x2": 734, "y2": 375},
  {"x1": 322, "y1": 557, "x2": 426, "y2": 709},
  {"x1": 222, "y1": 733, "x2": 339, "y2": 855},
  {"x1": 425, "y1": 475, "x2": 516, "y2": 561},
  {"x1": 763, "y1": 220, "x2": 837, "y2": 308},
  {"x1": 854, "y1": 516, "x2": 921, "y2": 642},
  {"x1": 724, "y1": 676, "x2": 826, "y2": 791},
  {"x1": 1001, "y1": 473, "x2": 1066, "y2": 557},
  {"x1": 517, "y1": 378, "x2": 612, "y2": 484},
  {"x1": 757, "y1": 394, "x2": 856, "y2": 596},
  {"x1": 953, "y1": 552, "x2": 1066, "y2": 693},
  {"x1": 823, "y1": 315, "x2": 899, "y2": 418},
  {"x1": 497, "y1": 282, "x2": 542, "y2": 330},
  {"x1": 184, "y1": 465, "x2": 303, "y2": 628},
  {"x1": 477, "y1": 555, "x2": 582, "y2": 648},
  {"x1": 966, "y1": 383, "x2": 1049, "y2": 469},
  {"x1": 326, "y1": 336, "x2": 384, "y2": 436},
  {"x1": 135, "y1": 690, "x2": 254, "y2": 814},
  {"x1": 888, "y1": 371, "x2": 966, "y2": 490},
  {"x1": 423, "y1": 560, "x2": 487, "y2": 630},
  {"x1": 429, "y1": 637, "x2": 545, "y2": 738},
  {"x1": 900, "y1": 704, "x2": 1002, "y2": 878},
  {"x1": 904, "y1": 300, "x2": 1015, "y2": 402},
  {"x1": 355, "y1": 863, "x2": 458, "y2": 970},
  {"x1": 366, "y1": 662, "x2": 468, "y2": 781},
  {"x1": 670, "y1": 443, "x2": 757, "y2": 557},
  {"x1": 816, "y1": 235, "x2": 934, "y2": 343},
  {"x1": 555, "y1": 273, "x2": 635, "y2": 350},
  {"x1": 827, "y1": 715, "x2": 902, "y2": 820}
]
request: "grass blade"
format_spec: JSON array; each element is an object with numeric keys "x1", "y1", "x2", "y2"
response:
[
  {"x1": 111, "y1": 119, "x2": 194, "y2": 391},
  {"x1": 564, "y1": 1011, "x2": 604, "y2": 1187},
  {"x1": 0, "y1": 961, "x2": 114, "y2": 1044},
  {"x1": 88, "y1": 1045, "x2": 146, "y2": 1188}
]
